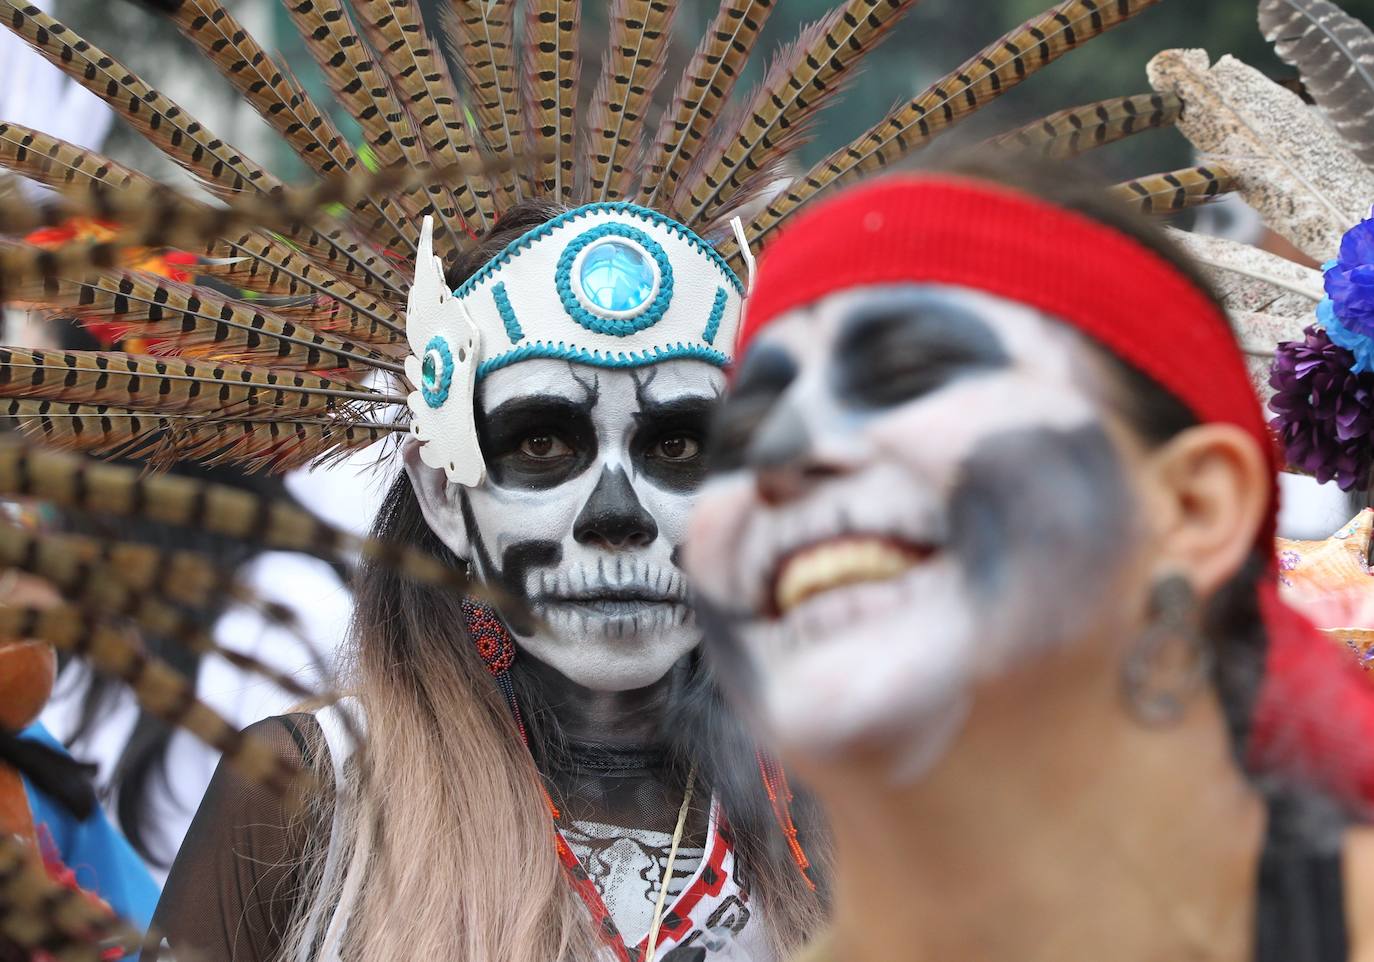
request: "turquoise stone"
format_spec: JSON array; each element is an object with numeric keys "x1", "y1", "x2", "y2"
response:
[
  {"x1": 421, "y1": 351, "x2": 437, "y2": 388},
  {"x1": 580, "y1": 240, "x2": 655, "y2": 314}
]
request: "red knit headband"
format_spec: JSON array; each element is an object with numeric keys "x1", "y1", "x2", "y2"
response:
[{"x1": 739, "y1": 174, "x2": 1279, "y2": 545}]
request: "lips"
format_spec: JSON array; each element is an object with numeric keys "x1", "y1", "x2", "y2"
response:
[
  {"x1": 540, "y1": 586, "x2": 686, "y2": 618},
  {"x1": 769, "y1": 535, "x2": 936, "y2": 617}
]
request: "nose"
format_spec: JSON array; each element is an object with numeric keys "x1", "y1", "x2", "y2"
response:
[
  {"x1": 573, "y1": 466, "x2": 659, "y2": 548},
  {"x1": 746, "y1": 400, "x2": 850, "y2": 506}
]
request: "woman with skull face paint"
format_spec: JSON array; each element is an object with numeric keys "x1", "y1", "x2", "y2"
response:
[{"x1": 685, "y1": 164, "x2": 1374, "y2": 962}]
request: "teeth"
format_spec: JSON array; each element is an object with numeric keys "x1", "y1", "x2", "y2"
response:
[{"x1": 774, "y1": 537, "x2": 929, "y2": 615}]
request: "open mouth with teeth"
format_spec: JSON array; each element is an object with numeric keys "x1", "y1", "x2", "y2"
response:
[{"x1": 768, "y1": 535, "x2": 937, "y2": 617}]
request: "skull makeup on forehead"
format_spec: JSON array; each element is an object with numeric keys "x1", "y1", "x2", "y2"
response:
[
  {"x1": 686, "y1": 285, "x2": 1141, "y2": 776},
  {"x1": 403, "y1": 206, "x2": 743, "y2": 691}
]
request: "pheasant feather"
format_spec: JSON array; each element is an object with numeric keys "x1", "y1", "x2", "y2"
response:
[
  {"x1": 1109, "y1": 163, "x2": 1237, "y2": 215},
  {"x1": 639, "y1": 0, "x2": 775, "y2": 209},
  {"x1": 727, "y1": 0, "x2": 1159, "y2": 258},
  {"x1": 984, "y1": 92, "x2": 1181, "y2": 159},
  {"x1": 1260, "y1": 0, "x2": 1374, "y2": 168},
  {"x1": 586, "y1": 0, "x2": 680, "y2": 202},
  {"x1": 350, "y1": 0, "x2": 497, "y2": 230},
  {"x1": 443, "y1": 0, "x2": 523, "y2": 203},
  {"x1": 522, "y1": 0, "x2": 581, "y2": 200},
  {"x1": 1149, "y1": 47, "x2": 1374, "y2": 259},
  {"x1": 679, "y1": 0, "x2": 917, "y2": 227},
  {"x1": 0, "y1": 603, "x2": 312, "y2": 802}
]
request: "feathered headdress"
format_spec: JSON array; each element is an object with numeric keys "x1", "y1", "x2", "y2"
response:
[{"x1": 0, "y1": 0, "x2": 1168, "y2": 483}]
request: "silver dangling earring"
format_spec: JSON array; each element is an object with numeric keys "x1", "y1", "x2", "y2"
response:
[{"x1": 1121, "y1": 574, "x2": 1213, "y2": 726}]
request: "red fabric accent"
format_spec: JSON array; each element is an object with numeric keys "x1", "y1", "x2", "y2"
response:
[{"x1": 740, "y1": 174, "x2": 1374, "y2": 812}]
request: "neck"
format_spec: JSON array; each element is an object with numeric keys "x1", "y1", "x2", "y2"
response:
[
  {"x1": 814, "y1": 669, "x2": 1266, "y2": 962},
  {"x1": 516, "y1": 654, "x2": 686, "y2": 748}
]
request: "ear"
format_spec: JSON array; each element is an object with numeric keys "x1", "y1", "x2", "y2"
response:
[
  {"x1": 402, "y1": 438, "x2": 472, "y2": 562},
  {"x1": 1142, "y1": 423, "x2": 1270, "y2": 597}
]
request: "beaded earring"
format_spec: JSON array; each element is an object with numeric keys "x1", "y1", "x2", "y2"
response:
[{"x1": 461, "y1": 599, "x2": 526, "y2": 741}]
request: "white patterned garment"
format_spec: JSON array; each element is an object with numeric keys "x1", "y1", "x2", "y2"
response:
[{"x1": 563, "y1": 820, "x2": 706, "y2": 946}]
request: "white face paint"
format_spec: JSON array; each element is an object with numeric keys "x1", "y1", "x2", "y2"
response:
[
  {"x1": 686, "y1": 285, "x2": 1140, "y2": 779},
  {"x1": 410, "y1": 357, "x2": 723, "y2": 692}
]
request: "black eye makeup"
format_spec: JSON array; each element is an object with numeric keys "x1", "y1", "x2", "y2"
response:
[
  {"x1": 632, "y1": 396, "x2": 715, "y2": 491},
  {"x1": 707, "y1": 344, "x2": 798, "y2": 474},
  {"x1": 832, "y1": 292, "x2": 1010, "y2": 409},
  {"x1": 477, "y1": 395, "x2": 597, "y2": 488}
]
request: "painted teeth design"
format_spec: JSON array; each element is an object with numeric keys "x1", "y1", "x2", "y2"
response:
[{"x1": 773, "y1": 537, "x2": 932, "y2": 615}]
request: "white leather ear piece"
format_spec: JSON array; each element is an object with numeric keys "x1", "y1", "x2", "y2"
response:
[{"x1": 404, "y1": 216, "x2": 486, "y2": 486}]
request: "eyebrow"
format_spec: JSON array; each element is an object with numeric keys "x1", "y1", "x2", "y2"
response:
[{"x1": 633, "y1": 393, "x2": 719, "y2": 424}]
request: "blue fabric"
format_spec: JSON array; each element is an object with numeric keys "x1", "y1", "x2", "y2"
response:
[{"x1": 18, "y1": 723, "x2": 160, "y2": 940}]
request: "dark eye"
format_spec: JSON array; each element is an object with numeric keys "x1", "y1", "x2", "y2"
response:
[
  {"x1": 518, "y1": 434, "x2": 573, "y2": 460},
  {"x1": 651, "y1": 435, "x2": 700, "y2": 462}
]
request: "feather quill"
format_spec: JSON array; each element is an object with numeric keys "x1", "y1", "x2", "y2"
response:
[
  {"x1": 1148, "y1": 48, "x2": 1374, "y2": 259},
  {"x1": 585, "y1": 0, "x2": 681, "y2": 202},
  {"x1": 1259, "y1": 0, "x2": 1374, "y2": 167},
  {"x1": 442, "y1": 0, "x2": 523, "y2": 203},
  {"x1": 725, "y1": 0, "x2": 1159, "y2": 259},
  {"x1": 1166, "y1": 227, "x2": 1325, "y2": 314},
  {"x1": 678, "y1": 0, "x2": 916, "y2": 227},
  {"x1": 522, "y1": 0, "x2": 581, "y2": 200},
  {"x1": 1108, "y1": 163, "x2": 1237, "y2": 215},
  {"x1": 639, "y1": 0, "x2": 775, "y2": 209},
  {"x1": 983, "y1": 92, "x2": 1181, "y2": 159}
]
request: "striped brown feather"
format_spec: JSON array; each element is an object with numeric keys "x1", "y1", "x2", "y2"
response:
[
  {"x1": 983, "y1": 92, "x2": 1181, "y2": 159},
  {"x1": 442, "y1": 0, "x2": 523, "y2": 203},
  {"x1": 1110, "y1": 163, "x2": 1238, "y2": 215},
  {"x1": 639, "y1": 0, "x2": 775, "y2": 209},
  {"x1": 585, "y1": 0, "x2": 680, "y2": 202},
  {"x1": 0, "y1": 603, "x2": 312, "y2": 804},
  {"x1": 0, "y1": 834, "x2": 145, "y2": 961},
  {"x1": 0, "y1": 348, "x2": 401, "y2": 417},
  {"x1": 1, "y1": 253, "x2": 399, "y2": 378},
  {"x1": 0, "y1": 399, "x2": 399, "y2": 472},
  {"x1": 0, "y1": 441, "x2": 516, "y2": 610},
  {"x1": 522, "y1": 0, "x2": 581, "y2": 200},
  {"x1": 153, "y1": 0, "x2": 419, "y2": 255},
  {"x1": 725, "y1": 0, "x2": 1160, "y2": 259},
  {"x1": 0, "y1": 1, "x2": 406, "y2": 298},
  {"x1": 676, "y1": 0, "x2": 917, "y2": 228},
  {"x1": 350, "y1": 0, "x2": 498, "y2": 231}
]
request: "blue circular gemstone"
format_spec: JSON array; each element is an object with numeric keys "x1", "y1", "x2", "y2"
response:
[
  {"x1": 579, "y1": 240, "x2": 656, "y2": 314},
  {"x1": 421, "y1": 351, "x2": 438, "y2": 388}
]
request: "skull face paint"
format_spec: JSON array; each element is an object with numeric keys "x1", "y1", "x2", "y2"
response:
[
  {"x1": 686, "y1": 285, "x2": 1140, "y2": 778},
  {"x1": 410, "y1": 357, "x2": 722, "y2": 692}
]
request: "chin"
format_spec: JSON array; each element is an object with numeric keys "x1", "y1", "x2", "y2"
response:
[
  {"x1": 739, "y1": 556, "x2": 980, "y2": 770},
  {"x1": 522, "y1": 615, "x2": 702, "y2": 692}
]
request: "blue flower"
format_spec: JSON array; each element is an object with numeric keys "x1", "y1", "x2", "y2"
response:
[
  {"x1": 1324, "y1": 213, "x2": 1374, "y2": 338},
  {"x1": 1318, "y1": 298, "x2": 1374, "y2": 373}
]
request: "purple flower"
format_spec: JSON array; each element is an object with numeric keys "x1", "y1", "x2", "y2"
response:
[
  {"x1": 1324, "y1": 214, "x2": 1374, "y2": 338},
  {"x1": 1269, "y1": 325, "x2": 1374, "y2": 490}
]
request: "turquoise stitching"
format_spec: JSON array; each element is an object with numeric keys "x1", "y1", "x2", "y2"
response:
[
  {"x1": 492, "y1": 282, "x2": 523, "y2": 343},
  {"x1": 451, "y1": 202, "x2": 744, "y2": 299},
  {"x1": 702, "y1": 287, "x2": 727, "y2": 345},
  {"x1": 556, "y1": 225, "x2": 673, "y2": 337},
  {"x1": 478, "y1": 341, "x2": 730, "y2": 379},
  {"x1": 421, "y1": 335, "x2": 454, "y2": 408}
]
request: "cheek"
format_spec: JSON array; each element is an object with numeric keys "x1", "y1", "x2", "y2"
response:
[
  {"x1": 464, "y1": 471, "x2": 599, "y2": 550},
  {"x1": 863, "y1": 372, "x2": 1099, "y2": 486},
  {"x1": 684, "y1": 476, "x2": 757, "y2": 599}
]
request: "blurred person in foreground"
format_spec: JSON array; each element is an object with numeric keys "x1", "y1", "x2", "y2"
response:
[{"x1": 685, "y1": 166, "x2": 1374, "y2": 962}]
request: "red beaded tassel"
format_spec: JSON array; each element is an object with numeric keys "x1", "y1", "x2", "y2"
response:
[
  {"x1": 461, "y1": 599, "x2": 528, "y2": 744},
  {"x1": 757, "y1": 751, "x2": 815, "y2": 890}
]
